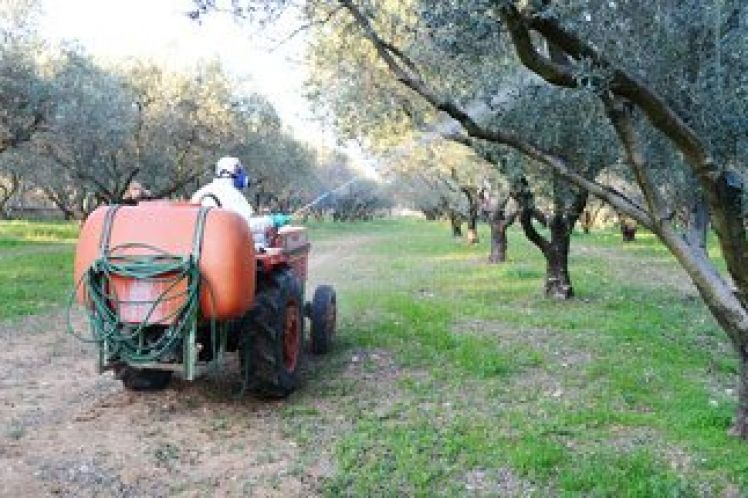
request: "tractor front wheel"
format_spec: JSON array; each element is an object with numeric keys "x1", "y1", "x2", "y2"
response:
[
  {"x1": 310, "y1": 285, "x2": 337, "y2": 354},
  {"x1": 243, "y1": 268, "x2": 304, "y2": 398}
]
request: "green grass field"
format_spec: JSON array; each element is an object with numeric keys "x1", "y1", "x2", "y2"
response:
[
  {"x1": 2, "y1": 218, "x2": 746, "y2": 496},
  {"x1": 295, "y1": 219, "x2": 747, "y2": 496},
  {"x1": 0, "y1": 220, "x2": 77, "y2": 319}
]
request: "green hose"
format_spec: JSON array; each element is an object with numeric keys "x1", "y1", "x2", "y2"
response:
[{"x1": 67, "y1": 205, "x2": 216, "y2": 366}]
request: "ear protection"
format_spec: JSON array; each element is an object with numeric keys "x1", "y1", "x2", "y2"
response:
[{"x1": 233, "y1": 167, "x2": 250, "y2": 190}]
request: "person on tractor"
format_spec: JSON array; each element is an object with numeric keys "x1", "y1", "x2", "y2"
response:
[
  {"x1": 191, "y1": 156, "x2": 294, "y2": 250},
  {"x1": 191, "y1": 156, "x2": 254, "y2": 223}
]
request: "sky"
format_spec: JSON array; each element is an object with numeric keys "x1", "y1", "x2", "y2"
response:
[{"x1": 39, "y1": 0, "x2": 327, "y2": 145}]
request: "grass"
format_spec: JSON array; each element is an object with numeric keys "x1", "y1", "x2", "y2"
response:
[
  {"x1": 0, "y1": 220, "x2": 79, "y2": 244},
  {"x1": 290, "y1": 218, "x2": 748, "y2": 496},
  {"x1": 0, "y1": 220, "x2": 77, "y2": 319},
  {"x1": 3, "y1": 217, "x2": 747, "y2": 496}
]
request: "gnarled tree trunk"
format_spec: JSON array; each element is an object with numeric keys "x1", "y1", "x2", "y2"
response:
[
  {"x1": 461, "y1": 186, "x2": 480, "y2": 245},
  {"x1": 448, "y1": 209, "x2": 463, "y2": 238},
  {"x1": 620, "y1": 216, "x2": 638, "y2": 242},
  {"x1": 515, "y1": 177, "x2": 587, "y2": 300},
  {"x1": 731, "y1": 349, "x2": 748, "y2": 438},
  {"x1": 0, "y1": 173, "x2": 20, "y2": 219},
  {"x1": 544, "y1": 213, "x2": 575, "y2": 298},
  {"x1": 488, "y1": 199, "x2": 517, "y2": 263}
]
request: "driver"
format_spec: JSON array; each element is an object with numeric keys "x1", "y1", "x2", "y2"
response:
[{"x1": 191, "y1": 156, "x2": 254, "y2": 224}]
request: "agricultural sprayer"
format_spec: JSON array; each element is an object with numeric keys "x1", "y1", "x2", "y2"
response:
[{"x1": 70, "y1": 201, "x2": 336, "y2": 397}]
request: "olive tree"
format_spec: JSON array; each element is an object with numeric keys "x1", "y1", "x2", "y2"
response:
[
  {"x1": 33, "y1": 50, "x2": 138, "y2": 211},
  {"x1": 0, "y1": 0, "x2": 49, "y2": 214}
]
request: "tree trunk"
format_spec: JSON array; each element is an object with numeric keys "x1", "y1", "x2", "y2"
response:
[
  {"x1": 545, "y1": 215, "x2": 574, "y2": 299},
  {"x1": 515, "y1": 176, "x2": 586, "y2": 300},
  {"x1": 519, "y1": 206, "x2": 576, "y2": 299},
  {"x1": 488, "y1": 203, "x2": 517, "y2": 264},
  {"x1": 0, "y1": 196, "x2": 9, "y2": 220},
  {"x1": 621, "y1": 219, "x2": 638, "y2": 242},
  {"x1": 462, "y1": 186, "x2": 480, "y2": 245},
  {"x1": 580, "y1": 210, "x2": 592, "y2": 234},
  {"x1": 731, "y1": 348, "x2": 748, "y2": 438},
  {"x1": 489, "y1": 220, "x2": 509, "y2": 263},
  {"x1": 466, "y1": 216, "x2": 478, "y2": 244},
  {"x1": 0, "y1": 174, "x2": 20, "y2": 220},
  {"x1": 448, "y1": 210, "x2": 463, "y2": 237}
]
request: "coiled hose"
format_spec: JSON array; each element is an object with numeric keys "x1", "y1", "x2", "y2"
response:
[{"x1": 67, "y1": 206, "x2": 216, "y2": 365}]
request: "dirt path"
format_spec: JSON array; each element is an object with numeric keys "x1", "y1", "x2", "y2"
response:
[{"x1": 0, "y1": 233, "x2": 376, "y2": 497}]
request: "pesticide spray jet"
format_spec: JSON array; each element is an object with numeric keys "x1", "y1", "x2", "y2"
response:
[
  {"x1": 293, "y1": 177, "x2": 361, "y2": 216},
  {"x1": 371, "y1": 73, "x2": 540, "y2": 172}
]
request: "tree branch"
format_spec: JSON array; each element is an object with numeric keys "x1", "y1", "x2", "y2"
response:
[
  {"x1": 270, "y1": 5, "x2": 344, "y2": 51},
  {"x1": 497, "y1": 3, "x2": 711, "y2": 173},
  {"x1": 380, "y1": 39, "x2": 423, "y2": 80},
  {"x1": 497, "y1": 4, "x2": 577, "y2": 88},
  {"x1": 151, "y1": 170, "x2": 203, "y2": 199},
  {"x1": 513, "y1": 177, "x2": 550, "y2": 254},
  {"x1": 446, "y1": 133, "x2": 652, "y2": 228},
  {"x1": 339, "y1": 0, "x2": 656, "y2": 230},
  {"x1": 602, "y1": 94, "x2": 670, "y2": 225}
]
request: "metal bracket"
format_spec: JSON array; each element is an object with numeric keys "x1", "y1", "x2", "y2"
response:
[{"x1": 183, "y1": 318, "x2": 197, "y2": 381}]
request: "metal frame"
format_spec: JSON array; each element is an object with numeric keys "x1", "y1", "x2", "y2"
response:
[{"x1": 98, "y1": 319, "x2": 231, "y2": 381}]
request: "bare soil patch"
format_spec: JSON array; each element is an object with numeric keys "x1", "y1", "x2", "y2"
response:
[{"x1": 0, "y1": 308, "x2": 311, "y2": 497}]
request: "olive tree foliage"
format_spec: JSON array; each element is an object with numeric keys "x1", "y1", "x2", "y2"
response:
[
  {"x1": 31, "y1": 51, "x2": 138, "y2": 217},
  {"x1": 0, "y1": 0, "x2": 49, "y2": 217},
  {"x1": 2, "y1": 51, "x2": 319, "y2": 218},
  {"x1": 29, "y1": 55, "x2": 253, "y2": 217},
  {"x1": 226, "y1": 94, "x2": 320, "y2": 212},
  {"x1": 379, "y1": 143, "x2": 488, "y2": 241},
  {"x1": 392, "y1": 171, "x2": 457, "y2": 220},
  {"x1": 120, "y1": 61, "x2": 239, "y2": 200},
  {"x1": 0, "y1": 0, "x2": 323, "y2": 218},
  {"x1": 305, "y1": 3, "x2": 517, "y2": 242}
]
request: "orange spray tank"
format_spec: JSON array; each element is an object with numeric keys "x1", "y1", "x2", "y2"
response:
[{"x1": 74, "y1": 202, "x2": 256, "y2": 323}]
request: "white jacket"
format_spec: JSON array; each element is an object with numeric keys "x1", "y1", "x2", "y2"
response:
[{"x1": 190, "y1": 178, "x2": 255, "y2": 224}]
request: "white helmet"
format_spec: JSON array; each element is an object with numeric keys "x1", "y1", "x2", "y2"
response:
[
  {"x1": 215, "y1": 156, "x2": 242, "y2": 177},
  {"x1": 214, "y1": 156, "x2": 250, "y2": 189}
]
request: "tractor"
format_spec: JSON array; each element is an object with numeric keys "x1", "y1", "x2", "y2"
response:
[{"x1": 71, "y1": 201, "x2": 336, "y2": 397}]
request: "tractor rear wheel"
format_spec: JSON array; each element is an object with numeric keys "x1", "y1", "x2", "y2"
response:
[
  {"x1": 119, "y1": 366, "x2": 172, "y2": 391},
  {"x1": 310, "y1": 285, "x2": 336, "y2": 354},
  {"x1": 242, "y1": 268, "x2": 304, "y2": 398}
]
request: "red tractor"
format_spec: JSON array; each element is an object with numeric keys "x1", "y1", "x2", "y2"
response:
[{"x1": 72, "y1": 201, "x2": 336, "y2": 397}]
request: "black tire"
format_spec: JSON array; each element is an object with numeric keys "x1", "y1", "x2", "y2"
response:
[
  {"x1": 119, "y1": 367, "x2": 172, "y2": 391},
  {"x1": 310, "y1": 285, "x2": 336, "y2": 355},
  {"x1": 242, "y1": 268, "x2": 304, "y2": 398}
]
